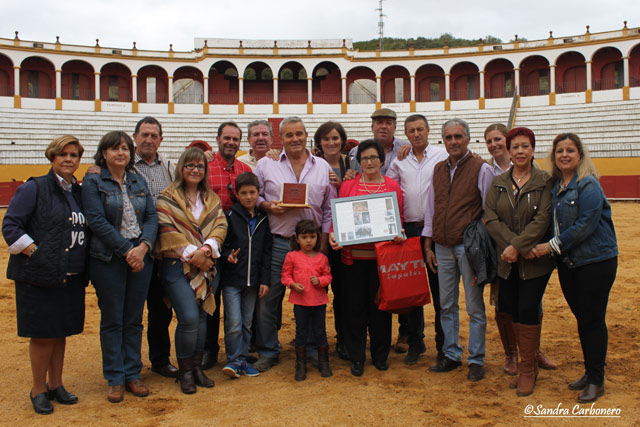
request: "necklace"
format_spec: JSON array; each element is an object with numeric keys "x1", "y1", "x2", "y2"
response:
[
  {"x1": 361, "y1": 175, "x2": 383, "y2": 194},
  {"x1": 185, "y1": 192, "x2": 199, "y2": 206},
  {"x1": 512, "y1": 172, "x2": 530, "y2": 183}
]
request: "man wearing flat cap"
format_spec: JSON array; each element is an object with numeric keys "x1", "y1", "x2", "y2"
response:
[{"x1": 349, "y1": 108, "x2": 410, "y2": 176}]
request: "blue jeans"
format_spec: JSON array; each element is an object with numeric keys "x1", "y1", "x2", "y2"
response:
[
  {"x1": 435, "y1": 243, "x2": 486, "y2": 366},
  {"x1": 161, "y1": 259, "x2": 207, "y2": 359},
  {"x1": 222, "y1": 285, "x2": 258, "y2": 364},
  {"x1": 90, "y1": 252, "x2": 152, "y2": 386}
]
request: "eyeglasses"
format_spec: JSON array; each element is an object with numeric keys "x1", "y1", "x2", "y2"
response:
[
  {"x1": 360, "y1": 156, "x2": 380, "y2": 163},
  {"x1": 183, "y1": 163, "x2": 205, "y2": 171}
]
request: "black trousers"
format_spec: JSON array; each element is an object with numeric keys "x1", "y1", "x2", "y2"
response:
[
  {"x1": 401, "y1": 223, "x2": 443, "y2": 355},
  {"x1": 343, "y1": 259, "x2": 391, "y2": 364},
  {"x1": 294, "y1": 305, "x2": 328, "y2": 348},
  {"x1": 204, "y1": 285, "x2": 222, "y2": 354},
  {"x1": 558, "y1": 256, "x2": 617, "y2": 386},
  {"x1": 328, "y1": 248, "x2": 347, "y2": 345},
  {"x1": 147, "y1": 260, "x2": 173, "y2": 367},
  {"x1": 497, "y1": 265, "x2": 551, "y2": 325}
]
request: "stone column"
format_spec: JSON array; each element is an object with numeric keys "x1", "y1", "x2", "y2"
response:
[
  {"x1": 131, "y1": 74, "x2": 138, "y2": 113},
  {"x1": 55, "y1": 69, "x2": 62, "y2": 110},
  {"x1": 375, "y1": 76, "x2": 381, "y2": 110},
  {"x1": 203, "y1": 76, "x2": 209, "y2": 113},
  {"x1": 585, "y1": 60, "x2": 592, "y2": 103},
  {"x1": 341, "y1": 76, "x2": 347, "y2": 114},
  {"x1": 307, "y1": 77, "x2": 313, "y2": 114},
  {"x1": 478, "y1": 70, "x2": 485, "y2": 109},
  {"x1": 549, "y1": 65, "x2": 556, "y2": 106},
  {"x1": 444, "y1": 73, "x2": 451, "y2": 111},
  {"x1": 273, "y1": 77, "x2": 279, "y2": 114},
  {"x1": 13, "y1": 66, "x2": 20, "y2": 108},
  {"x1": 94, "y1": 72, "x2": 101, "y2": 111},
  {"x1": 623, "y1": 56, "x2": 630, "y2": 100},
  {"x1": 168, "y1": 75, "x2": 174, "y2": 113},
  {"x1": 238, "y1": 77, "x2": 244, "y2": 114},
  {"x1": 410, "y1": 75, "x2": 416, "y2": 112}
]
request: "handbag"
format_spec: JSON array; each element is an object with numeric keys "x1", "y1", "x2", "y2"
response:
[{"x1": 374, "y1": 237, "x2": 431, "y2": 313}]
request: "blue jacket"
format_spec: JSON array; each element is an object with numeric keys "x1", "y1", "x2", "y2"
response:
[
  {"x1": 552, "y1": 174, "x2": 617, "y2": 268},
  {"x1": 82, "y1": 167, "x2": 157, "y2": 262}
]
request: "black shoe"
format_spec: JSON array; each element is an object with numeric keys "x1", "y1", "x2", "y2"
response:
[
  {"x1": 47, "y1": 384, "x2": 78, "y2": 404},
  {"x1": 200, "y1": 350, "x2": 217, "y2": 370},
  {"x1": 467, "y1": 363, "x2": 485, "y2": 381},
  {"x1": 30, "y1": 391, "x2": 53, "y2": 415},
  {"x1": 429, "y1": 356, "x2": 462, "y2": 372},
  {"x1": 577, "y1": 384, "x2": 605, "y2": 403},
  {"x1": 246, "y1": 355, "x2": 258, "y2": 364},
  {"x1": 568, "y1": 374, "x2": 588, "y2": 390},
  {"x1": 151, "y1": 363, "x2": 179, "y2": 378},
  {"x1": 253, "y1": 356, "x2": 279, "y2": 372},
  {"x1": 404, "y1": 342, "x2": 427, "y2": 365},
  {"x1": 350, "y1": 361, "x2": 364, "y2": 376},
  {"x1": 336, "y1": 342, "x2": 350, "y2": 361},
  {"x1": 373, "y1": 360, "x2": 389, "y2": 371}
]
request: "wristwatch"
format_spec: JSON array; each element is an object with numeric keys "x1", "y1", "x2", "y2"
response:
[{"x1": 28, "y1": 245, "x2": 38, "y2": 257}]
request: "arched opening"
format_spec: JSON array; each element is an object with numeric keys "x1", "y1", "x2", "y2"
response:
[
  {"x1": 347, "y1": 66, "x2": 376, "y2": 104},
  {"x1": 100, "y1": 63, "x2": 131, "y2": 102},
  {"x1": 0, "y1": 54, "x2": 13, "y2": 96},
  {"x1": 630, "y1": 44, "x2": 640, "y2": 87},
  {"x1": 278, "y1": 61, "x2": 306, "y2": 104},
  {"x1": 556, "y1": 51, "x2": 586, "y2": 94},
  {"x1": 312, "y1": 61, "x2": 341, "y2": 104},
  {"x1": 137, "y1": 65, "x2": 168, "y2": 103},
  {"x1": 592, "y1": 47, "x2": 623, "y2": 90},
  {"x1": 519, "y1": 55, "x2": 550, "y2": 96},
  {"x1": 450, "y1": 62, "x2": 479, "y2": 100},
  {"x1": 173, "y1": 66, "x2": 204, "y2": 104},
  {"x1": 209, "y1": 61, "x2": 238, "y2": 104},
  {"x1": 484, "y1": 58, "x2": 514, "y2": 98},
  {"x1": 20, "y1": 57, "x2": 55, "y2": 99},
  {"x1": 381, "y1": 65, "x2": 410, "y2": 103},
  {"x1": 416, "y1": 64, "x2": 445, "y2": 102},
  {"x1": 244, "y1": 61, "x2": 273, "y2": 104},
  {"x1": 61, "y1": 60, "x2": 94, "y2": 100}
]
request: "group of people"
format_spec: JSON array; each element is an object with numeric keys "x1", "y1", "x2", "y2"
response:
[{"x1": 2, "y1": 108, "x2": 618, "y2": 415}]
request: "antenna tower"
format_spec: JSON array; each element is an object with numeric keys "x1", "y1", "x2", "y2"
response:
[{"x1": 377, "y1": 0, "x2": 386, "y2": 51}]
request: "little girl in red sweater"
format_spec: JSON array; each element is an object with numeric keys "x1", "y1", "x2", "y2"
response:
[{"x1": 281, "y1": 220, "x2": 333, "y2": 381}]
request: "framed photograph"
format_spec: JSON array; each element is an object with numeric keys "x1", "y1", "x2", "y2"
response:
[{"x1": 331, "y1": 192, "x2": 402, "y2": 246}]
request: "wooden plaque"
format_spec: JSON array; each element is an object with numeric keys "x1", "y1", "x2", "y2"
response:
[{"x1": 278, "y1": 183, "x2": 310, "y2": 208}]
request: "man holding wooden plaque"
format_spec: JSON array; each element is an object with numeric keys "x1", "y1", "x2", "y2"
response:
[{"x1": 253, "y1": 117, "x2": 336, "y2": 372}]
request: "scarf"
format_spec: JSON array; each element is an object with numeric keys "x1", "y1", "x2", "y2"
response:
[{"x1": 156, "y1": 185, "x2": 227, "y2": 314}]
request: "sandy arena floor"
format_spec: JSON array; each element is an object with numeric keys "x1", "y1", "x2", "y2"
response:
[{"x1": 0, "y1": 203, "x2": 638, "y2": 426}]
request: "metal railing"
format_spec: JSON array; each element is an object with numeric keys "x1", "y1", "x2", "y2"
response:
[{"x1": 507, "y1": 85, "x2": 519, "y2": 130}]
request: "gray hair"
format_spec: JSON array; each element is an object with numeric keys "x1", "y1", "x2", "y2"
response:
[
  {"x1": 248, "y1": 120, "x2": 273, "y2": 137},
  {"x1": 279, "y1": 116, "x2": 306, "y2": 134},
  {"x1": 442, "y1": 118, "x2": 470, "y2": 138}
]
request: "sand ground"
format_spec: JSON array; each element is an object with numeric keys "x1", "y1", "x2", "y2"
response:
[{"x1": 0, "y1": 203, "x2": 638, "y2": 426}]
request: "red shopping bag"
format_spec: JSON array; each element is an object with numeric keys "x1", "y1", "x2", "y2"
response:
[{"x1": 374, "y1": 237, "x2": 431, "y2": 313}]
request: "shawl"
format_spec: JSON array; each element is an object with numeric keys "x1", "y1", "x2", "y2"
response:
[{"x1": 156, "y1": 185, "x2": 227, "y2": 314}]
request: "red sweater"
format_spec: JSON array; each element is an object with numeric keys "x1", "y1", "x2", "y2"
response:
[
  {"x1": 337, "y1": 174, "x2": 404, "y2": 262},
  {"x1": 281, "y1": 250, "x2": 332, "y2": 306}
]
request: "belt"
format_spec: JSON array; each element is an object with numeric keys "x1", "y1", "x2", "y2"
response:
[
  {"x1": 274, "y1": 234, "x2": 292, "y2": 240},
  {"x1": 405, "y1": 221, "x2": 425, "y2": 228}
]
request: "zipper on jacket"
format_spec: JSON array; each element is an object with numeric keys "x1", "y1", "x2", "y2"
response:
[{"x1": 246, "y1": 215, "x2": 268, "y2": 287}]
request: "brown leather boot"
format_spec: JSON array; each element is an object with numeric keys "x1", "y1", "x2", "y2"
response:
[
  {"x1": 318, "y1": 345, "x2": 333, "y2": 378},
  {"x1": 193, "y1": 351, "x2": 215, "y2": 388},
  {"x1": 496, "y1": 311, "x2": 518, "y2": 376},
  {"x1": 295, "y1": 347, "x2": 307, "y2": 381},
  {"x1": 536, "y1": 313, "x2": 558, "y2": 370},
  {"x1": 177, "y1": 356, "x2": 197, "y2": 394},
  {"x1": 516, "y1": 323, "x2": 541, "y2": 397}
]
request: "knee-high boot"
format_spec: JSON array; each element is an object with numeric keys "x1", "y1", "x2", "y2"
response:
[
  {"x1": 177, "y1": 356, "x2": 197, "y2": 394},
  {"x1": 295, "y1": 347, "x2": 307, "y2": 382},
  {"x1": 536, "y1": 313, "x2": 558, "y2": 370},
  {"x1": 496, "y1": 311, "x2": 518, "y2": 376},
  {"x1": 516, "y1": 323, "x2": 541, "y2": 397}
]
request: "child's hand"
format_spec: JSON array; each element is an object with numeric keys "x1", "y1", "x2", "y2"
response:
[
  {"x1": 227, "y1": 248, "x2": 240, "y2": 264},
  {"x1": 291, "y1": 282, "x2": 305, "y2": 293},
  {"x1": 310, "y1": 276, "x2": 320, "y2": 285}
]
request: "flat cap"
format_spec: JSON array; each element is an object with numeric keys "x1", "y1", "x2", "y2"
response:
[{"x1": 371, "y1": 108, "x2": 397, "y2": 119}]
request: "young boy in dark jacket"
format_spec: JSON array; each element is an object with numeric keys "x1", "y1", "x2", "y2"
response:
[{"x1": 221, "y1": 172, "x2": 272, "y2": 378}]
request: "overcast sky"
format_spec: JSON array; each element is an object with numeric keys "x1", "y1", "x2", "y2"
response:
[{"x1": 2, "y1": 0, "x2": 634, "y2": 51}]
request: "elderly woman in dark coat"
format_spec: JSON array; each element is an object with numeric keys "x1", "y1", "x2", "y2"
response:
[{"x1": 2, "y1": 135, "x2": 88, "y2": 415}]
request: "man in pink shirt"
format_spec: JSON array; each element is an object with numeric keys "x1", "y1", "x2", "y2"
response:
[{"x1": 253, "y1": 116, "x2": 336, "y2": 371}]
